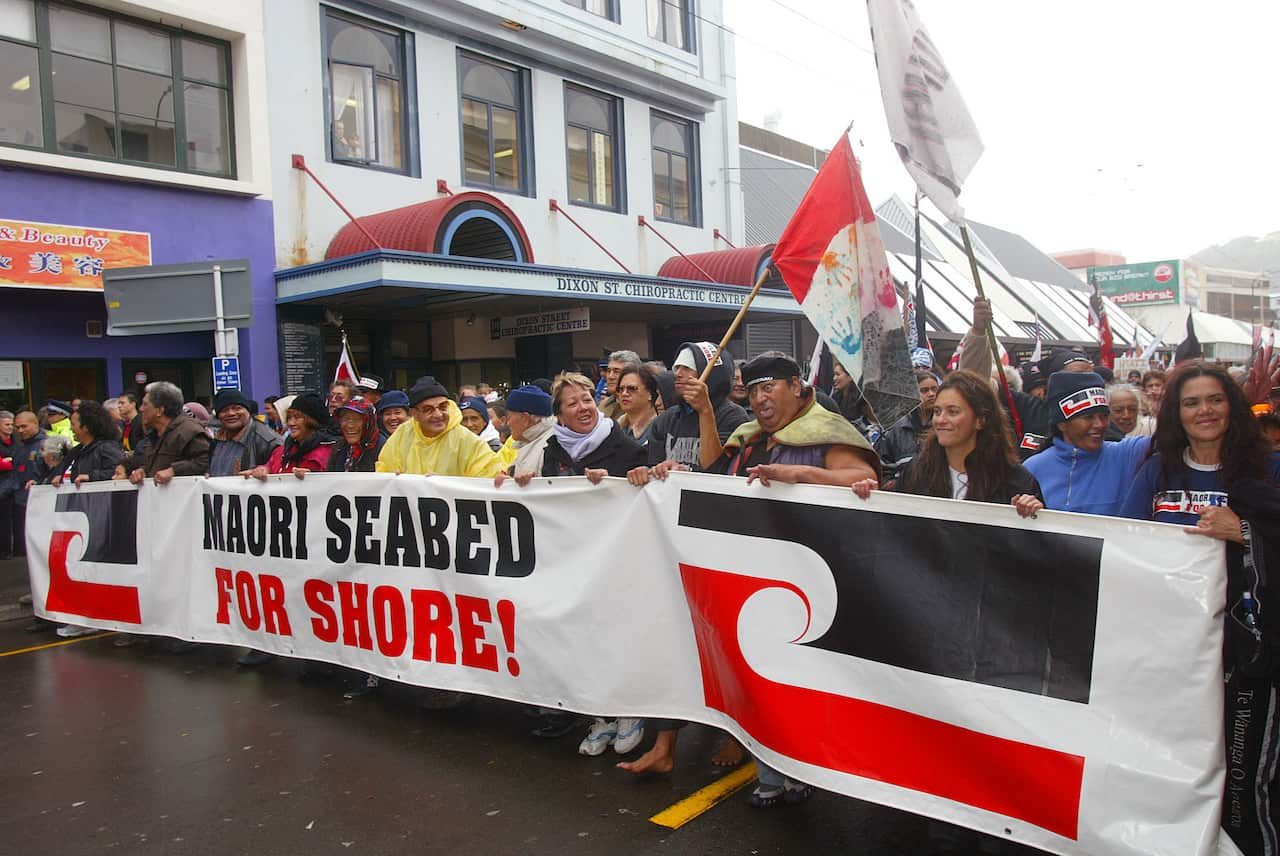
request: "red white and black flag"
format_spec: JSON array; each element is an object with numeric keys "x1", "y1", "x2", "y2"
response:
[{"x1": 334, "y1": 331, "x2": 361, "y2": 385}]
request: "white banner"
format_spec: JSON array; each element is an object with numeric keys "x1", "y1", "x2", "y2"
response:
[
  {"x1": 26, "y1": 473, "x2": 1227, "y2": 855},
  {"x1": 867, "y1": 0, "x2": 985, "y2": 221}
]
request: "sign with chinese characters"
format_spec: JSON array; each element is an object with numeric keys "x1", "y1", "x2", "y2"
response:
[
  {"x1": 490, "y1": 307, "x2": 590, "y2": 340},
  {"x1": 0, "y1": 219, "x2": 152, "y2": 291},
  {"x1": 1088, "y1": 260, "x2": 1181, "y2": 307}
]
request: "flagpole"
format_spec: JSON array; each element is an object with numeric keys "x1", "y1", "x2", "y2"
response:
[
  {"x1": 913, "y1": 192, "x2": 928, "y2": 350},
  {"x1": 698, "y1": 266, "x2": 772, "y2": 384},
  {"x1": 958, "y1": 222, "x2": 1023, "y2": 437}
]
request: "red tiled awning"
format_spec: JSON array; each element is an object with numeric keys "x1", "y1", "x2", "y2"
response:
[
  {"x1": 656, "y1": 244, "x2": 786, "y2": 290},
  {"x1": 325, "y1": 191, "x2": 535, "y2": 262}
]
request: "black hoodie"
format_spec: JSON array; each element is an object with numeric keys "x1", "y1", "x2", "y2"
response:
[{"x1": 647, "y1": 341, "x2": 749, "y2": 470}]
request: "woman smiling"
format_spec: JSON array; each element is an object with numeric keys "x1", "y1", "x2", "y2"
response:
[{"x1": 540, "y1": 373, "x2": 646, "y2": 481}]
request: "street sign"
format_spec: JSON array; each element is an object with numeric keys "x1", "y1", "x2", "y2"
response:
[{"x1": 212, "y1": 356, "x2": 241, "y2": 391}]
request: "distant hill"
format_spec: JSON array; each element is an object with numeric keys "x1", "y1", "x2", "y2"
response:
[{"x1": 1191, "y1": 232, "x2": 1280, "y2": 277}]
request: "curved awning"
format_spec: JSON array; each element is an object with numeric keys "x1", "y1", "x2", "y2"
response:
[
  {"x1": 325, "y1": 191, "x2": 535, "y2": 263},
  {"x1": 657, "y1": 245, "x2": 789, "y2": 291}
]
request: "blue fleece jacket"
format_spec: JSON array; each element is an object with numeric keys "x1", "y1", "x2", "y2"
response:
[{"x1": 1023, "y1": 435, "x2": 1151, "y2": 516}]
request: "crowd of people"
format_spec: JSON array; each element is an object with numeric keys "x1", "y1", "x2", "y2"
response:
[{"x1": 3, "y1": 299, "x2": 1279, "y2": 853}]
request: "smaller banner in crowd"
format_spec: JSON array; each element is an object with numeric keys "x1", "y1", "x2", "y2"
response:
[{"x1": 27, "y1": 473, "x2": 1228, "y2": 855}]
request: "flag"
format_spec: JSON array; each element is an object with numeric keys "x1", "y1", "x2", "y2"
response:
[
  {"x1": 1087, "y1": 277, "x2": 1115, "y2": 369},
  {"x1": 867, "y1": 0, "x2": 984, "y2": 222},
  {"x1": 771, "y1": 135, "x2": 920, "y2": 429},
  {"x1": 946, "y1": 334, "x2": 1009, "y2": 372},
  {"x1": 334, "y1": 332, "x2": 361, "y2": 384},
  {"x1": 1175, "y1": 311, "x2": 1203, "y2": 364},
  {"x1": 1140, "y1": 321, "x2": 1171, "y2": 363},
  {"x1": 1030, "y1": 315, "x2": 1043, "y2": 363}
]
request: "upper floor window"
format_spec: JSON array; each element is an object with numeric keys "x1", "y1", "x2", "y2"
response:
[
  {"x1": 324, "y1": 8, "x2": 410, "y2": 172},
  {"x1": 565, "y1": 84, "x2": 621, "y2": 212},
  {"x1": 0, "y1": 1, "x2": 234, "y2": 176},
  {"x1": 459, "y1": 52, "x2": 531, "y2": 195},
  {"x1": 651, "y1": 111, "x2": 698, "y2": 225},
  {"x1": 562, "y1": 0, "x2": 615, "y2": 20},
  {"x1": 647, "y1": 0, "x2": 691, "y2": 51}
]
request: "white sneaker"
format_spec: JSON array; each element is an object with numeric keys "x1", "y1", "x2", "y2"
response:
[
  {"x1": 577, "y1": 718, "x2": 617, "y2": 756},
  {"x1": 612, "y1": 718, "x2": 645, "y2": 754},
  {"x1": 56, "y1": 624, "x2": 96, "y2": 638}
]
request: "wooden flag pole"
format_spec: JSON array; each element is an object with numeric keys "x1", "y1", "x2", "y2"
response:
[
  {"x1": 959, "y1": 223, "x2": 1023, "y2": 437},
  {"x1": 698, "y1": 265, "x2": 772, "y2": 384}
]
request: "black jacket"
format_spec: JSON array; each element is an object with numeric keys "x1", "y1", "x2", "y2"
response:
[
  {"x1": 326, "y1": 434, "x2": 388, "y2": 473},
  {"x1": 647, "y1": 342, "x2": 748, "y2": 470},
  {"x1": 542, "y1": 423, "x2": 647, "y2": 477},
  {"x1": 875, "y1": 410, "x2": 930, "y2": 482},
  {"x1": 14, "y1": 429, "x2": 47, "y2": 504},
  {"x1": 209, "y1": 421, "x2": 283, "y2": 477},
  {"x1": 1004, "y1": 391, "x2": 1053, "y2": 460},
  {"x1": 897, "y1": 457, "x2": 1044, "y2": 506},
  {"x1": 0, "y1": 432, "x2": 18, "y2": 498},
  {"x1": 63, "y1": 439, "x2": 125, "y2": 483}
]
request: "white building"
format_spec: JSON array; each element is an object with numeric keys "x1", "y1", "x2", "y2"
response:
[{"x1": 265, "y1": 0, "x2": 777, "y2": 392}]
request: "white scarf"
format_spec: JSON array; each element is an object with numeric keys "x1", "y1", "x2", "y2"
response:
[{"x1": 553, "y1": 416, "x2": 614, "y2": 463}]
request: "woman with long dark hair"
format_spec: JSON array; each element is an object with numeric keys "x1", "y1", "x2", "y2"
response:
[
  {"x1": 1120, "y1": 362, "x2": 1280, "y2": 856},
  {"x1": 853, "y1": 370, "x2": 1043, "y2": 516}
]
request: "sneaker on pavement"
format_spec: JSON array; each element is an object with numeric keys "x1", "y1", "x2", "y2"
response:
[
  {"x1": 748, "y1": 783, "x2": 787, "y2": 808},
  {"x1": 612, "y1": 718, "x2": 645, "y2": 754},
  {"x1": 578, "y1": 718, "x2": 617, "y2": 756},
  {"x1": 55, "y1": 624, "x2": 96, "y2": 638},
  {"x1": 531, "y1": 712, "x2": 578, "y2": 739}
]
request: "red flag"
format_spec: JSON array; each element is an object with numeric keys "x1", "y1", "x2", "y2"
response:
[
  {"x1": 1087, "y1": 277, "x2": 1115, "y2": 369},
  {"x1": 334, "y1": 333, "x2": 361, "y2": 384},
  {"x1": 772, "y1": 135, "x2": 919, "y2": 428}
]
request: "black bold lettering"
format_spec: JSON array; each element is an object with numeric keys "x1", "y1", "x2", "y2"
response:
[
  {"x1": 268, "y1": 496, "x2": 293, "y2": 559},
  {"x1": 384, "y1": 496, "x2": 421, "y2": 567},
  {"x1": 326, "y1": 496, "x2": 351, "y2": 563},
  {"x1": 225, "y1": 495, "x2": 245, "y2": 554},
  {"x1": 492, "y1": 501, "x2": 535, "y2": 577},
  {"x1": 246, "y1": 495, "x2": 267, "y2": 557},
  {"x1": 202, "y1": 494, "x2": 225, "y2": 551},
  {"x1": 354, "y1": 496, "x2": 381, "y2": 565},
  {"x1": 455, "y1": 500, "x2": 490, "y2": 575},
  {"x1": 295, "y1": 496, "x2": 308, "y2": 560},
  {"x1": 417, "y1": 498, "x2": 451, "y2": 570}
]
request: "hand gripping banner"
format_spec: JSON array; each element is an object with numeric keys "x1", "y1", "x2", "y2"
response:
[{"x1": 26, "y1": 473, "x2": 1228, "y2": 855}]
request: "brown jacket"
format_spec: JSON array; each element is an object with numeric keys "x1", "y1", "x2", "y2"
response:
[{"x1": 128, "y1": 414, "x2": 211, "y2": 477}]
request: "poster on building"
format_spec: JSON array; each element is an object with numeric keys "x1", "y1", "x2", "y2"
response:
[
  {"x1": 0, "y1": 219, "x2": 152, "y2": 291},
  {"x1": 1088, "y1": 260, "x2": 1180, "y2": 307},
  {"x1": 490, "y1": 306, "x2": 590, "y2": 339}
]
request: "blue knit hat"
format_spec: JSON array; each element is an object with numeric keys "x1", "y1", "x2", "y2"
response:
[
  {"x1": 505, "y1": 385, "x2": 552, "y2": 417},
  {"x1": 378, "y1": 390, "x2": 410, "y2": 411},
  {"x1": 459, "y1": 396, "x2": 490, "y2": 425},
  {"x1": 1048, "y1": 371, "x2": 1109, "y2": 425}
]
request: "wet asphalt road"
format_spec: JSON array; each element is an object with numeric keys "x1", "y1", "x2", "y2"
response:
[{"x1": 0, "y1": 618, "x2": 1044, "y2": 856}]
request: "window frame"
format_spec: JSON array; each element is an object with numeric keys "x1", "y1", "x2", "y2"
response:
[
  {"x1": 646, "y1": 0, "x2": 695, "y2": 53},
  {"x1": 562, "y1": 82, "x2": 624, "y2": 214},
  {"x1": 456, "y1": 50, "x2": 534, "y2": 198},
  {"x1": 561, "y1": 0, "x2": 617, "y2": 22},
  {"x1": 0, "y1": 0, "x2": 236, "y2": 178},
  {"x1": 650, "y1": 109, "x2": 700, "y2": 227},
  {"x1": 320, "y1": 5, "x2": 418, "y2": 177}
]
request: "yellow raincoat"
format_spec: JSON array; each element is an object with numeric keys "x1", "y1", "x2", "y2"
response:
[
  {"x1": 375, "y1": 400, "x2": 505, "y2": 477},
  {"x1": 496, "y1": 435, "x2": 519, "y2": 469}
]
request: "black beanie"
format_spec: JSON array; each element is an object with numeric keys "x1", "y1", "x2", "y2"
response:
[
  {"x1": 408, "y1": 376, "x2": 450, "y2": 406},
  {"x1": 213, "y1": 388, "x2": 253, "y2": 415},
  {"x1": 287, "y1": 392, "x2": 329, "y2": 427}
]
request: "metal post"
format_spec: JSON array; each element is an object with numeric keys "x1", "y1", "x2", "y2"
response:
[{"x1": 212, "y1": 265, "x2": 238, "y2": 357}]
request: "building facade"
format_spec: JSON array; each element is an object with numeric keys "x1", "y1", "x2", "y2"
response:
[
  {"x1": 265, "y1": 0, "x2": 775, "y2": 393},
  {"x1": 0, "y1": 0, "x2": 277, "y2": 409}
]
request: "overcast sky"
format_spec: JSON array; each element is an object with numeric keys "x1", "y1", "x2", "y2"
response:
[{"x1": 727, "y1": 1, "x2": 1280, "y2": 264}]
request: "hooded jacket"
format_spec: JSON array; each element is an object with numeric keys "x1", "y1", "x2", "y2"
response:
[
  {"x1": 375, "y1": 401, "x2": 505, "y2": 478},
  {"x1": 1023, "y1": 434, "x2": 1150, "y2": 516},
  {"x1": 647, "y1": 342, "x2": 748, "y2": 469}
]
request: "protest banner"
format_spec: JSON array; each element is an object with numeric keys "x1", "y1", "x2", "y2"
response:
[{"x1": 26, "y1": 472, "x2": 1227, "y2": 855}]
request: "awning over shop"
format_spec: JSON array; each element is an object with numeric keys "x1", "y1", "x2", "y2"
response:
[
  {"x1": 325, "y1": 192, "x2": 535, "y2": 263},
  {"x1": 656, "y1": 245, "x2": 788, "y2": 291}
]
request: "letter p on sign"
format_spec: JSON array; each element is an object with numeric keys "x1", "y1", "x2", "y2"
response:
[{"x1": 212, "y1": 356, "x2": 241, "y2": 391}]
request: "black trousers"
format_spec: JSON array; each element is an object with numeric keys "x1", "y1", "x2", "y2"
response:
[
  {"x1": 0, "y1": 494, "x2": 14, "y2": 558},
  {"x1": 12, "y1": 499, "x2": 24, "y2": 557},
  {"x1": 1223, "y1": 668, "x2": 1280, "y2": 856}
]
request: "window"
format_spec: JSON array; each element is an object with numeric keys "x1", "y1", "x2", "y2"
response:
[
  {"x1": 459, "y1": 52, "x2": 531, "y2": 195},
  {"x1": 324, "y1": 8, "x2": 410, "y2": 172},
  {"x1": 651, "y1": 111, "x2": 698, "y2": 225},
  {"x1": 562, "y1": 0, "x2": 614, "y2": 20},
  {"x1": 0, "y1": 1, "x2": 234, "y2": 175},
  {"x1": 647, "y1": 0, "x2": 691, "y2": 51},
  {"x1": 564, "y1": 84, "x2": 621, "y2": 211}
]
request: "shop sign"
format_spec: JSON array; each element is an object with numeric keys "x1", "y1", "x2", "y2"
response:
[
  {"x1": 490, "y1": 307, "x2": 590, "y2": 340},
  {"x1": 0, "y1": 360, "x2": 23, "y2": 389},
  {"x1": 1088, "y1": 260, "x2": 1181, "y2": 306},
  {"x1": 0, "y1": 218, "x2": 152, "y2": 291}
]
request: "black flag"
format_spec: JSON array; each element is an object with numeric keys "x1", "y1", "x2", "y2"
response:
[{"x1": 1174, "y1": 311, "x2": 1202, "y2": 364}]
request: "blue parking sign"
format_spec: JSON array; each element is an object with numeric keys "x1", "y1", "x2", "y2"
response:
[{"x1": 212, "y1": 356, "x2": 241, "y2": 391}]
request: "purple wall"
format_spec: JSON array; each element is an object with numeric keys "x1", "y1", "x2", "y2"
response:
[{"x1": 0, "y1": 166, "x2": 278, "y2": 398}]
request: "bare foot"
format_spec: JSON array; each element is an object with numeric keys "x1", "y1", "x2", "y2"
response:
[
  {"x1": 711, "y1": 735, "x2": 745, "y2": 767},
  {"x1": 617, "y1": 729, "x2": 677, "y2": 775}
]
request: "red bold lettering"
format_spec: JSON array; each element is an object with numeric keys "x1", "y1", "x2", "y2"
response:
[
  {"x1": 258, "y1": 574, "x2": 292, "y2": 636},
  {"x1": 337, "y1": 581, "x2": 372, "y2": 650},
  {"x1": 372, "y1": 586, "x2": 407, "y2": 658},
  {"x1": 410, "y1": 589, "x2": 456, "y2": 665},
  {"x1": 215, "y1": 567, "x2": 233, "y2": 625},
  {"x1": 234, "y1": 571, "x2": 261, "y2": 631},
  {"x1": 456, "y1": 595, "x2": 498, "y2": 672},
  {"x1": 304, "y1": 579, "x2": 338, "y2": 643}
]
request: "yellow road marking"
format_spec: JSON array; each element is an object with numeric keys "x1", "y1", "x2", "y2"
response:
[
  {"x1": 649, "y1": 761, "x2": 757, "y2": 829},
  {"x1": 0, "y1": 632, "x2": 117, "y2": 657}
]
